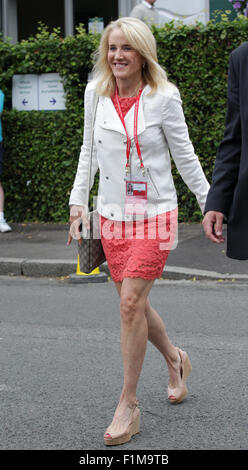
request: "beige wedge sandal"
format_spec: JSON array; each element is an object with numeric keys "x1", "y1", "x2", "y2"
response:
[
  {"x1": 104, "y1": 400, "x2": 140, "y2": 446},
  {"x1": 168, "y1": 347, "x2": 192, "y2": 404}
]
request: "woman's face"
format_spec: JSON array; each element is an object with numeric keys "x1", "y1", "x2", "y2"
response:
[{"x1": 107, "y1": 28, "x2": 144, "y2": 84}]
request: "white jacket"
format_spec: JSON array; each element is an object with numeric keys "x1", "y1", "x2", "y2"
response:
[{"x1": 69, "y1": 80, "x2": 210, "y2": 221}]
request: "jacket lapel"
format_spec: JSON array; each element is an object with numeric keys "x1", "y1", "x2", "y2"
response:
[
  {"x1": 100, "y1": 95, "x2": 126, "y2": 135},
  {"x1": 99, "y1": 85, "x2": 149, "y2": 138},
  {"x1": 125, "y1": 89, "x2": 146, "y2": 138}
]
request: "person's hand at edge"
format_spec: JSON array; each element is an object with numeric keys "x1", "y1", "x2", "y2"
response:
[{"x1": 202, "y1": 210, "x2": 225, "y2": 244}]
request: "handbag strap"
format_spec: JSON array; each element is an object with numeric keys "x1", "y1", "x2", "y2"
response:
[{"x1": 85, "y1": 91, "x2": 99, "y2": 213}]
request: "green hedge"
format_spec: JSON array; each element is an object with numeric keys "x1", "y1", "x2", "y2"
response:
[
  {"x1": 0, "y1": 17, "x2": 248, "y2": 223},
  {"x1": 1, "y1": 24, "x2": 99, "y2": 222}
]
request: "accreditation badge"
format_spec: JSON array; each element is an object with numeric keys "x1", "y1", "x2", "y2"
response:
[{"x1": 125, "y1": 177, "x2": 148, "y2": 216}]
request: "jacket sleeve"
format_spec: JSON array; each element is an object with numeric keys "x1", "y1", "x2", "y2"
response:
[
  {"x1": 69, "y1": 83, "x2": 99, "y2": 207},
  {"x1": 204, "y1": 53, "x2": 241, "y2": 216},
  {"x1": 161, "y1": 87, "x2": 210, "y2": 214}
]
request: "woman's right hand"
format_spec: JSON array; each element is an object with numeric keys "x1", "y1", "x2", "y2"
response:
[{"x1": 67, "y1": 205, "x2": 90, "y2": 246}]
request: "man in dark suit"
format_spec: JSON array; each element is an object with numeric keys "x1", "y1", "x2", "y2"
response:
[{"x1": 203, "y1": 42, "x2": 248, "y2": 259}]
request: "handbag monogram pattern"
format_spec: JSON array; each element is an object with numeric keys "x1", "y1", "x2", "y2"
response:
[
  {"x1": 77, "y1": 94, "x2": 106, "y2": 274},
  {"x1": 78, "y1": 210, "x2": 106, "y2": 274}
]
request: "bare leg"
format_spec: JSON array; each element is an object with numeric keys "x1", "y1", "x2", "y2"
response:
[
  {"x1": 0, "y1": 183, "x2": 4, "y2": 212},
  {"x1": 145, "y1": 297, "x2": 181, "y2": 388},
  {"x1": 119, "y1": 277, "x2": 154, "y2": 402},
  {"x1": 104, "y1": 277, "x2": 153, "y2": 438},
  {"x1": 114, "y1": 282, "x2": 181, "y2": 390}
]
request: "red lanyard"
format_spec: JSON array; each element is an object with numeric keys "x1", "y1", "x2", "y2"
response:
[{"x1": 115, "y1": 87, "x2": 145, "y2": 175}]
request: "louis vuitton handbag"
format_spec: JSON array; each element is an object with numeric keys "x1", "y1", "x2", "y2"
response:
[{"x1": 78, "y1": 93, "x2": 106, "y2": 273}]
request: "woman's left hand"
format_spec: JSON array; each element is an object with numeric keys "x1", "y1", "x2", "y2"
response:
[{"x1": 67, "y1": 204, "x2": 89, "y2": 246}]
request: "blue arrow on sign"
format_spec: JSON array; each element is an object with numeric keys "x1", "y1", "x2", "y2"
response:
[
  {"x1": 50, "y1": 98, "x2": 56, "y2": 105},
  {"x1": 22, "y1": 99, "x2": 28, "y2": 106}
]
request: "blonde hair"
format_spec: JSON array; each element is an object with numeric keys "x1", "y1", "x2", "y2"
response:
[{"x1": 93, "y1": 17, "x2": 170, "y2": 96}]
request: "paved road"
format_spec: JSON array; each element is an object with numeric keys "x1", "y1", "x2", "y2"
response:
[{"x1": 0, "y1": 276, "x2": 247, "y2": 450}]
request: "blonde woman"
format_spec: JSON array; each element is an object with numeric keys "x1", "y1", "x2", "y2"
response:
[{"x1": 68, "y1": 17, "x2": 210, "y2": 446}]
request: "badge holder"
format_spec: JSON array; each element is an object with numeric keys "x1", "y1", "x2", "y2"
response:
[{"x1": 125, "y1": 174, "x2": 148, "y2": 217}]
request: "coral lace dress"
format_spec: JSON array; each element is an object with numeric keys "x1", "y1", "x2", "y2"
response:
[{"x1": 100, "y1": 93, "x2": 178, "y2": 282}]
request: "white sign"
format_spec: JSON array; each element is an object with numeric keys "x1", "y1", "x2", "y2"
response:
[
  {"x1": 38, "y1": 73, "x2": 66, "y2": 111},
  {"x1": 88, "y1": 17, "x2": 104, "y2": 34},
  {"x1": 12, "y1": 73, "x2": 66, "y2": 111},
  {"x1": 12, "y1": 74, "x2": 38, "y2": 111}
]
